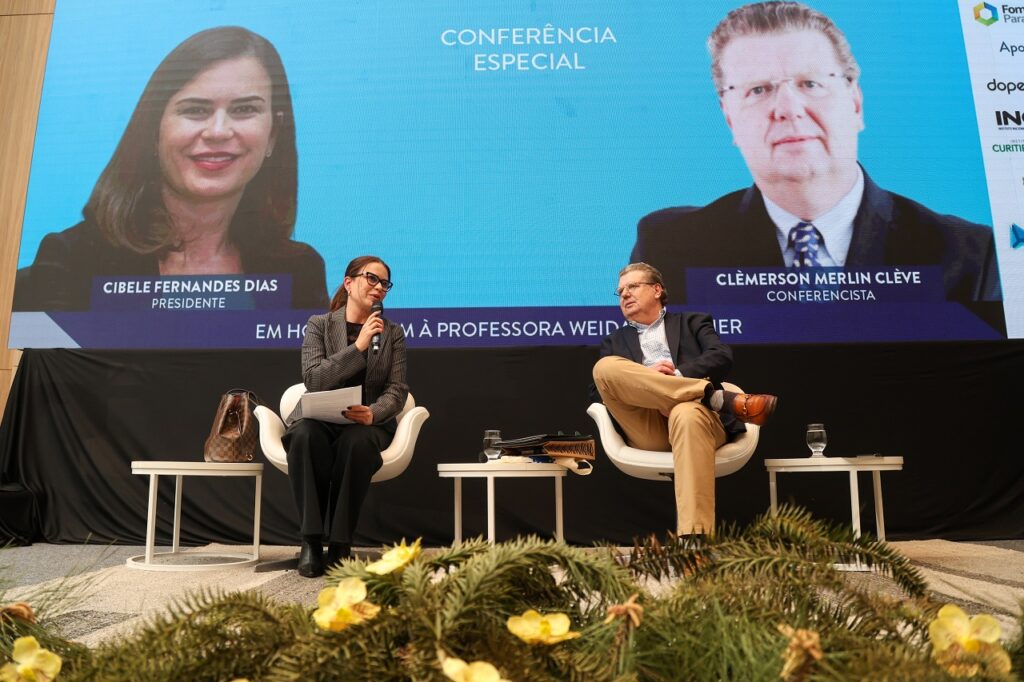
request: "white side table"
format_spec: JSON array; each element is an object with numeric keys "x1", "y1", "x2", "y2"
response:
[
  {"x1": 764, "y1": 456, "x2": 903, "y2": 540},
  {"x1": 127, "y1": 461, "x2": 263, "y2": 571},
  {"x1": 437, "y1": 462, "x2": 566, "y2": 543}
]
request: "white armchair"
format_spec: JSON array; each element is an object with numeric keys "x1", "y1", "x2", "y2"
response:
[
  {"x1": 254, "y1": 384, "x2": 429, "y2": 482},
  {"x1": 586, "y1": 382, "x2": 759, "y2": 480}
]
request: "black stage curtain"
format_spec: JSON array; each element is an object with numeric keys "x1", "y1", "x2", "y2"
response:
[
  {"x1": 1, "y1": 342, "x2": 1022, "y2": 547},
  {"x1": 0, "y1": 484, "x2": 38, "y2": 545}
]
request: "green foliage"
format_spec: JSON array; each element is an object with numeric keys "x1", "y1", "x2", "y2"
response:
[
  {"x1": 628, "y1": 505, "x2": 926, "y2": 598},
  {"x1": 64, "y1": 590, "x2": 306, "y2": 681},
  {"x1": 0, "y1": 544, "x2": 111, "y2": 672},
  {"x1": 305, "y1": 535, "x2": 636, "y2": 681},
  {"x1": 627, "y1": 594, "x2": 779, "y2": 681},
  {"x1": 1007, "y1": 602, "x2": 1024, "y2": 679},
  {"x1": 1, "y1": 508, "x2": 1017, "y2": 681}
]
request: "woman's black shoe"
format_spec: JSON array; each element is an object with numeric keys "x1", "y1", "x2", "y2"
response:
[
  {"x1": 326, "y1": 542, "x2": 352, "y2": 567},
  {"x1": 297, "y1": 540, "x2": 324, "y2": 578}
]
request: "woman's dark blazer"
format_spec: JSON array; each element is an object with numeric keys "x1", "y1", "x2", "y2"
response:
[{"x1": 299, "y1": 306, "x2": 409, "y2": 428}]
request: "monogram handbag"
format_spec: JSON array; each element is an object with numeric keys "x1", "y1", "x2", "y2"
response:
[{"x1": 203, "y1": 389, "x2": 261, "y2": 463}]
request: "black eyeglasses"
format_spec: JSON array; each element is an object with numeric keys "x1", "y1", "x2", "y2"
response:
[{"x1": 354, "y1": 272, "x2": 394, "y2": 291}]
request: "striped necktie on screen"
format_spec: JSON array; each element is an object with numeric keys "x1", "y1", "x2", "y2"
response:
[{"x1": 788, "y1": 221, "x2": 823, "y2": 268}]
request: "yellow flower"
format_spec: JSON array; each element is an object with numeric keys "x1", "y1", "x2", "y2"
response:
[
  {"x1": 366, "y1": 538, "x2": 422, "y2": 575},
  {"x1": 506, "y1": 609, "x2": 581, "y2": 645},
  {"x1": 312, "y1": 577, "x2": 381, "y2": 632},
  {"x1": 0, "y1": 636, "x2": 62, "y2": 682},
  {"x1": 441, "y1": 656, "x2": 509, "y2": 682},
  {"x1": 929, "y1": 604, "x2": 1001, "y2": 654},
  {"x1": 929, "y1": 604, "x2": 1012, "y2": 677}
]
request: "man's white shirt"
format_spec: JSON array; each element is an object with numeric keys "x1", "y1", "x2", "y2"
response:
[
  {"x1": 764, "y1": 165, "x2": 864, "y2": 267},
  {"x1": 627, "y1": 308, "x2": 683, "y2": 376}
]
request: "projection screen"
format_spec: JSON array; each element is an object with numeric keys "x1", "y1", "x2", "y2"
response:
[{"x1": 10, "y1": 0, "x2": 1023, "y2": 348}]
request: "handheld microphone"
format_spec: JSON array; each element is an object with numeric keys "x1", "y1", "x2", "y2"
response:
[{"x1": 370, "y1": 302, "x2": 383, "y2": 352}]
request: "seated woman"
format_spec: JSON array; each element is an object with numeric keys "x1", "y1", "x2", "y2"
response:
[
  {"x1": 14, "y1": 26, "x2": 327, "y2": 311},
  {"x1": 283, "y1": 255, "x2": 408, "y2": 578}
]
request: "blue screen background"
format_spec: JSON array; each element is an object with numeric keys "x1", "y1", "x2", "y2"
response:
[{"x1": 18, "y1": 0, "x2": 989, "y2": 312}]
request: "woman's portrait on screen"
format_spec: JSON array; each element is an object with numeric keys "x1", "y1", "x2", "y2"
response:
[{"x1": 13, "y1": 25, "x2": 328, "y2": 312}]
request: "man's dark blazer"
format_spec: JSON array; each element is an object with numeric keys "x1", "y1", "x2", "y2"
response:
[
  {"x1": 589, "y1": 311, "x2": 745, "y2": 439},
  {"x1": 630, "y1": 168, "x2": 1002, "y2": 309}
]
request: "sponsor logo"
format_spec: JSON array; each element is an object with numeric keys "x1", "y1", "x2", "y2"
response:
[
  {"x1": 978, "y1": 3, "x2": 1024, "y2": 24},
  {"x1": 995, "y1": 110, "x2": 1024, "y2": 130},
  {"x1": 1001, "y1": 41, "x2": 1024, "y2": 56},
  {"x1": 1011, "y1": 223, "x2": 1024, "y2": 248},
  {"x1": 987, "y1": 78, "x2": 1024, "y2": 94},
  {"x1": 1000, "y1": 3, "x2": 1024, "y2": 22},
  {"x1": 975, "y1": 2, "x2": 998, "y2": 25}
]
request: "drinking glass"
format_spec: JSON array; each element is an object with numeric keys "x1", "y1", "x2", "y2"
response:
[
  {"x1": 806, "y1": 423, "x2": 827, "y2": 458},
  {"x1": 482, "y1": 429, "x2": 502, "y2": 461}
]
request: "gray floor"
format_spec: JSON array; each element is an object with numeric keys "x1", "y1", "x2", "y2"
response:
[
  {"x1": 975, "y1": 539, "x2": 1024, "y2": 552},
  {"x1": 1, "y1": 544, "x2": 143, "y2": 588}
]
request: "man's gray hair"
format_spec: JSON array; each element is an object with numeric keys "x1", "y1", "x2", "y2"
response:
[
  {"x1": 619, "y1": 262, "x2": 668, "y2": 304},
  {"x1": 708, "y1": 1, "x2": 860, "y2": 95}
]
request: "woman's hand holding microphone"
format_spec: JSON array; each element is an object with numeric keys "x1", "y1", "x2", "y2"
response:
[{"x1": 352, "y1": 309, "x2": 385, "y2": 352}]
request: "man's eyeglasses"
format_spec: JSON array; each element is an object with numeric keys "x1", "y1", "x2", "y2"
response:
[
  {"x1": 614, "y1": 282, "x2": 656, "y2": 298},
  {"x1": 719, "y1": 73, "x2": 851, "y2": 108},
  {"x1": 355, "y1": 272, "x2": 394, "y2": 291}
]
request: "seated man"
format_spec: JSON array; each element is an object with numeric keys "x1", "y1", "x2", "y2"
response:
[{"x1": 590, "y1": 262, "x2": 776, "y2": 537}]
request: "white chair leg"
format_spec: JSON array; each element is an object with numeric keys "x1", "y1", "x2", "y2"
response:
[
  {"x1": 873, "y1": 470, "x2": 886, "y2": 541},
  {"x1": 172, "y1": 474, "x2": 183, "y2": 553},
  {"x1": 848, "y1": 471, "x2": 861, "y2": 538},
  {"x1": 252, "y1": 473, "x2": 262, "y2": 560},
  {"x1": 145, "y1": 473, "x2": 158, "y2": 564},
  {"x1": 453, "y1": 478, "x2": 463, "y2": 544},
  {"x1": 555, "y1": 476, "x2": 564, "y2": 542},
  {"x1": 486, "y1": 476, "x2": 496, "y2": 543}
]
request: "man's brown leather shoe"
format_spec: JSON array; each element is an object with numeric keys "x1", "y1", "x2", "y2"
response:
[{"x1": 730, "y1": 393, "x2": 777, "y2": 426}]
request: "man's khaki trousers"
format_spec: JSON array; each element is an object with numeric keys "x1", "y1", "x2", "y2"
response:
[{"x1": 592, "y1": 355, "x2": 727, "y2": 535}]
